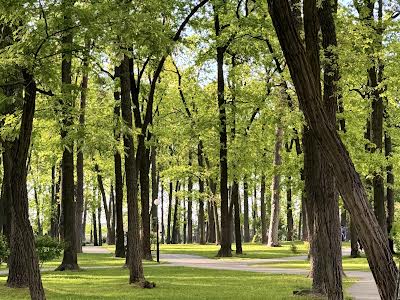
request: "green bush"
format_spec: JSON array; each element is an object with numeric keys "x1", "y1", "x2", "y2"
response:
[
  {"x1": 0, "y1": 234, "x2": 9, "y2": 265},
  {"x1": 35, "y1": 235, "x2": 63, "y2": 265}
]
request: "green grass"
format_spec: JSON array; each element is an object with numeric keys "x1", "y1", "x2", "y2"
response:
[
  {"x1": 0, "y1": 266, "x2": 323, "y2": 299},
  {"x1": 253, "y1": 255, "x2": 370, "y2": 271},
  {"x1": 104, "y1": 242, "x2": 309, "y2": 260}
]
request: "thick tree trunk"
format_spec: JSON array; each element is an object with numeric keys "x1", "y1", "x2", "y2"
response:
[
  {"x1": 57, "y1": 0, "x2": 78, "y2": 270},
  {"x1": 7, "y1": 72, "x2": 45, "y2": 299},
  {"x1": 260, "y1": 175, "x2": 267, "y2": 244},
  {"x1": 267, "y1": 1, "x2": 398, "y2": 298},
  {"x1": 267, "y1": 124, "x2": 283, "y2": 247},
  {"x1": 113, "y1": 90, "x2": 125, "y2": 257},
  {"x1": 120, "y1": 55, "x2": 146, "y2": 284},
  {"x1": 243, "y1": 180, "x2": 250, "y2": 243}
]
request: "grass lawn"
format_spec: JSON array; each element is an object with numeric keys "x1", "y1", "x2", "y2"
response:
[
  {"x1": 253, "y1": 255, "x2": 370, "y2": 271},
  {"x1": 104, "y1": 242, "x2": 309, "y2": 260},
  {"x1": 0, "y1": 266, "x2": 324, "y2": 300}
]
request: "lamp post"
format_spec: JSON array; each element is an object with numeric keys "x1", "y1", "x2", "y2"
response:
[{"x1": 153, "y1": 198, "x2": 160, "y2": 263}]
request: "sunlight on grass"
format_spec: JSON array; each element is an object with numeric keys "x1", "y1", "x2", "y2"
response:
[
  {"x1": 0, "y1": 266, "x2": 322, "y2": 299},
  {"x1": 104, "y1": 242, "x2": 309, "y2": 260}
]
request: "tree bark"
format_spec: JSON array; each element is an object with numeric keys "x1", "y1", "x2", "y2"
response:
[
  {"x1": 151, "y1": 147, "x2": 158, "y2": 233},
  {"x1": 75, "y1": 42, "x2": 88, "y2": 253},
  {"x1": 268, "y1": 124, "x2": 283, "y2": 247},
  {"x1": 7, "y1": 71, "x2": 46, "y2": 299},
  {"x1": 385, "y1": 133, "x2": 395, "y2": 253},
  {"x1": 267, "y1": 1, "x2": 398, "y2": 298},
  {"x1": 243, "y1": 180, "x2": 250, "y2": 243},
  {"x1": 260, "y1": 175, "x2": 267, "y2": 244},
  {"x1": 113, "y1": 90, "x2": 125, "y2": 257},
  {"x1": 57, "y1": 1, "x2": 78, "y2": 269}
]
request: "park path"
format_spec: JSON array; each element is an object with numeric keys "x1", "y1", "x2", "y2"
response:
[{"x1": 159, "y1": 253, "x2": 380, "y2": 300}]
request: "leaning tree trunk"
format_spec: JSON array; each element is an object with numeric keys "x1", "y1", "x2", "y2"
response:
[
  {"x1": 267, "y1": 124, "x2": 283, "y2": 247},
  {"x1": 95, "y1": 164, "x2": 112, "y2": 245},
  {"x1": 8, "y1": 71, "x2": 46, "y2": 299},
  {"x1": 120, "y1": 55, "x2": 146, "y2": 284},
  {"x1": 267, "y1": 1, "x2": 398, "y2": 298}
]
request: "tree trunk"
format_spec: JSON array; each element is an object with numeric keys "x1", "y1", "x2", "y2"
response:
[
  {"x1": 385, "y1": 133, "x2": 395, "y2": 253},
  {"x1": 95, "y1": 164, "x2": 112, "y2": 245},
  {"x1": 82, "y1": 200, "x2": 87, "y2": 243},
  {"x1": 187, "y1": 158, "x2": 193, "y2": 243},
  {"x1": 252, "y1": 185, "x2": 257, "y2": 239},
  {"x1": 75, "y1": 44, "x2": 88, "y2": 253},
  {"x1": 207, "y1": 200, "x2": 216, "y2": 243},
  {"x1": 57, "y1": 0, "x2": 78, "y2": 270},
  {"x1": 109, "y1": 185, "x2": 116, "y2": 245},
  {"x1": 215, "y1": 10, "x2": 231, "y2": 257},
  {"x1": 260, "y1": 175, "x2": 267, "y2": 244},
  {"x1": 350, "y1": 218, "x2": 360, "y2": 258},
  {"x1": 286, "y1": 176, "x2": 293, "y2": 241},
  {"x1": 268, "y1": 124, "x2": 283, "y2": 247},
  {"x1": 167, "y1": 181, "x2": 172, "y2": 244},
  {"x1": 113, "y1": 90, "x2": 125, "y2": 257},
  {"x1": 7, "y1": 71, "x2": 45, "y2": 299},
  {"x1": 93, "y1": 210, "x2": 98, "y2": 246},
  {"x1": 172, "y1": 182, "x2": 180, "y2": 244},
  {"x1": 197, "y1": 143, "x2": 206, "y2": 245},
  {"x1": 98, "y1": 205, "x2": 102, "y2": 246},
  {"x1": 139, "y1": 147, "x2": 152, "y2": 260},
  {"x1": 151, "y1": 147, "x2": 158, "y2": 233},
  {"x1": 232, "y1": 181, "x2": 242, "y2": 254},
  {"x1": 50, "y1": 165, "x2": 58, "y2": 239},
  {"x1": 161, "y1": 183, "x2": 165, "y2": 244},
  {"x1": 33, "y1": 184, "x2": 42, "y2": 236},
  {"x1": 243, "y1": 180, "x2": 250, "y2": 243},
  {"x1": 301, "y1": 193, "x2": 308, "y2": 241},
  {"x1": 120, "y1": 55, "x2": 146, "y2": 284},
  {"x1": 267, "y1": 1, "x2": 398, "y2": 298}
]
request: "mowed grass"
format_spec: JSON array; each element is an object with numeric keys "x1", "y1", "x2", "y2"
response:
[
  {"x1": 0, "y1": 266, "x2": 321, "y2": 300},
  {"x1": 104, "y1": 241, "x2": 309, "y2": 260}
]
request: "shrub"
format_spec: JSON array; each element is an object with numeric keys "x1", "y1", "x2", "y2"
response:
[
  {"x1": 35, "y1": 235, "x2": 63, "y2": 265},
  {"x1": 0, "y1": 234, "x2": 9, "y2": 265}
]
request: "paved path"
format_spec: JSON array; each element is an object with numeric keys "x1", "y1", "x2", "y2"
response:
[
  {"x1": 160, "y1": 253, "x2": 380, "y2": 300},
  {"x1": 82, "y1": 246, "x2": 112, "y2": 254}
]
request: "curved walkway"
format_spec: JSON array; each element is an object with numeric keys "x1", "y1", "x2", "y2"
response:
[{"x1": 160, "y1": 253, "x2": 379, "y2": 300}]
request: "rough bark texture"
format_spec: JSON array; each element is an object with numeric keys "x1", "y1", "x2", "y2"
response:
[
  {"x1": 120, "y1": 55, "x2": 145, "y2": 284},
  {"x1": 57, "y1": 3, "x2": 78, "y2": 269},
  {"x1": 267, "y1": 125, "x2": 283, "y2": 247},
  {"x1": 267, "y1": 1, "x2": 398, "y2": 298},
  {"x1": 8, "y1": 71, "x2": 46, "y2": 299},
  {"x1": 385, "y1": 133, "x2": 395, "y2": 253},
  {"x1": 113, "y1": 90, "x2": 125, "y2": 257}
]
